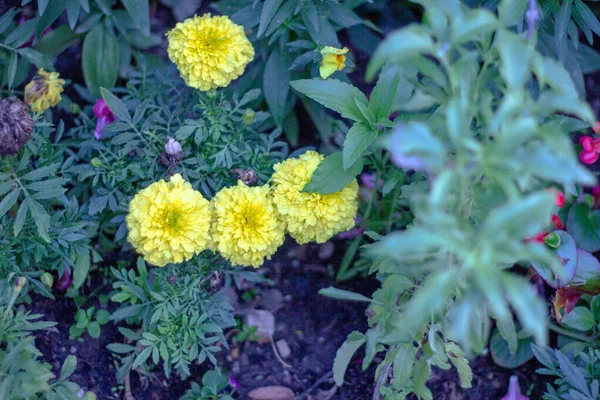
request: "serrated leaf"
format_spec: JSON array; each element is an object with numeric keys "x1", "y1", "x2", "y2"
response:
[
  {"x1": 0, "y1": 189, "x2": 20, "y2": 218},
  {"x1": 302, "y1": 152, "x2": 363, "y2": 194},
  {"x1": 445, "y1": 342, "x2": 472, "y2": 388},
  {"x1": 5, "y1": 18, "x2": 37, "y2": 48},
  {"x1": 368, "y1": 66, "x2": 400, "y2": 121},
  {"x1": 59, "y1": 355, "x2": 77, "y2": 381},
  {"x1": 6, "y1": 52, "x2": 17, "y2": 90},
  {"x1": 100, "y1": 88, "x2": 130, "y2": 123},
  {"x1": 333, "y1": 331, "x2": 365, "y2": 386},
  {"x1": 13, "y1": 199, "x2": 29, "y2": 237},
  {"x1": 343, "y1": 122, "x2": 377, "y2": 170},
  {"x1": 392, "y1": 344, "x2": 416, "y2": 389},
  {"x1": 291, "y1": 79, "x2": 369, "y2": 122},
  {"x1": 28, "y1": 199, "x2": 50, "y2": 241}
]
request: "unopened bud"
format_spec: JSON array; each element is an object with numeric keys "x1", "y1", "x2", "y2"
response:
[
  {"x1": 70, "y1": 103, "x2": 81, "y2": 115},
  {"x1": 40, "y1": 272, "x2": 54, "y2": 288},
  {"x1": 164, "y1": 136, "x2": 182, "y2": 156},
  {"x1": 13, "y1": 276, "x2": 27, "y2": 293},
  {"x1": 0, "y1": 97, "x2": 34, "y2": 156},
  {"x1": 544, "y1": 232, "x2": 561, "y2": 248},
  {"x1": 231, "y1": 168, "x2": 258, "y2": 186},
  {"x1": 90, "y1": 158, "x2": 103, "y2": 168},
  {"x1": 242, "y1": 109, "x2": 255, "y2": 126},
  {"x1": 551, "y1": 214, "x2": 564, "y2": 229},
  {"x1": 206, "y1": 90, "x2": 218, "y2": 99}
]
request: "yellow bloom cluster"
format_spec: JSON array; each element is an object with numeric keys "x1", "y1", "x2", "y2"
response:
[
  {"x1": 271, "y1": 151, "x2": 359, "y2": 244},
  {"x1": 126, "y1": 153, "x2": 358, "y2": 268},
  {"x1": 166, "y1": 14, "x2": 255, "y2": 91},
  {"x1": 24, "y1": 69, "x2": 65, "y2": 113},
  {"x1": 211, "y1": 182, "x2": 284, "y2": 267},
  {"x1": 126, "y1": 174, "x2": 211, "y2": 267}
]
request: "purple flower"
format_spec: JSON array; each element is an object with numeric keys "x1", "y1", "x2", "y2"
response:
[
  {"x1": 337, "y1": 216, "x2": 365, "y2": 240},
  {"x1": 93, "y1": 99, "x2": 116, "y2": 140},
  {"x1": 56, "y1": 269, "x2": 72, "y2": 291},
  {"x1": 501, "y1": 376, "x2": 529, "y2": 400},
  {"x1": 359, "y1": 173, "x2": 377, "y2": 190},
  {"x1": 228, "y1": 375, "x2": 239, "y2": 390}
]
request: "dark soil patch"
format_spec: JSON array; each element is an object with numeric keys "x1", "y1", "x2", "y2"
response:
[{"x1": 29, "y1": 240, "x2": 554, "y2": 400}]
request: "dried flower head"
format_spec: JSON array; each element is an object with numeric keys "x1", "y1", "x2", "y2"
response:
[
  {"x1": 166, "y1": 14, "x2": 255, "y2": 91},
  {"x1": 0, "y1": 97, "x2": 34, "y2": 155},
  {"x1": 24, "y1": 68, "x2": 65, "y2": 113}
]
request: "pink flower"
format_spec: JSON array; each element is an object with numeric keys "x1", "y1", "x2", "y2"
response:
[
  {"x1": 360, "y1": 173, "x2": 377, "y2": 190},
  {"x1": 93, "y1": 99, "x2": 116, "y2": 140},
  {"x1": 228, "y1": 375, "x2": 239, "y2": 390},
  {"x1": 579, "y1": 136, "x2": 600, "y2": 165}
]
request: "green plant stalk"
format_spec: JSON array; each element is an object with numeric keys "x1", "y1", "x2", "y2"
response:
[{"x1": 549, "y1": 323, "x2": 599, "y2": 344}]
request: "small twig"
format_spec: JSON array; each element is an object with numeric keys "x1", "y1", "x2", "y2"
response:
[
  {"x1": 372, "y1": 362, "x2": 392, "y2": 400},
  {"x1": 269, "y1": 335, "x2": 293, "y2": 370},
  {"x1": 293, "y1": 371, "x2": 334, "y2": 400},
  {"x1": 124, "y1": 365, "x2": 135, "y2": 400}
]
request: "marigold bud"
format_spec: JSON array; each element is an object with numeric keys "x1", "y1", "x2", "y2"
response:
[
  {"x1": 40, "y1": 272, "x2": 54, "y2": 288},
  {"x1": 544, "y1": 232, "x2": 561, "y2": 248},
  {"x1": 242, "y1": 109, "x2": 255, "y2": 126},
  {"x1": 0, "y1": 97, "x2": 34, "y2": 156},
  {"x1": 90, "y1": 158, "x2": 103, "y2": 168},
  {"x1": 164, "y1": 136, "x2": 182, "y2": 155}
]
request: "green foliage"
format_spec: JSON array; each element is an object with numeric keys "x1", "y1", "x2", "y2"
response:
[
  {"x1": 180, "y1": 369, "x2": 235, "y2": 400},
  {"x1": 315, "y1": 0, "x2": 600, "y2": 398},
  {"x1": 0, "y1": 277, "x2": 84, "y2": 400},
  {"x1": 69, "y1": 306, "x2": 110, "y2": 339}
]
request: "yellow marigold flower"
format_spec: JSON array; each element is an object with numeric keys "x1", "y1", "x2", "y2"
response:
[
  {"x1": 211, "y1": 181, "x2": 284, "y2": 268},
  {"x1": 271, "y1": 151, "x2": 359, "y2": 244},
  {"x1": 319, "y1": 46, "x2": 349, "y2": 79},
  {"x1": 126, "y1": 174, "x2": 211, "y2": 267},
  {"x1": 24, "y1": 68, "x2": 65, "y2": 113},
  {"x1": 166, "y1": 14, "x2": 255, "y2": 91}
]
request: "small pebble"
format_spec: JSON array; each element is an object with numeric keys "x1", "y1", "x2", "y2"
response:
[
  {"x1": 318, "y1": 242, "x2": 335, "y2": 260},
  {"x1": 276, "y1": 339, "x2": 292, "y2": 359}
]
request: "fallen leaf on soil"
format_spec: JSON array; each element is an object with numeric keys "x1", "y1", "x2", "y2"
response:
[
  {"x1": 247, "y1": 385, "x2": 295, "y2": 400},
  {"x1": 246, "y1": 309, "x2": 275, "y2": 341}
]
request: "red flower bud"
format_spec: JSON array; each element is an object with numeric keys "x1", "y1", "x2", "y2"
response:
[
  {"x1": 554, "y1": 190, "x2": 565, "y2": 208},
  {"x1": 593, "y1": 121, "x2": 600, "y2": 134},
  {"x1": 551, "y1": 214, "x2": 563, "y2": 229},
  {"x1": 525, "y1": 232, "x2": 548, "y2": 243}
]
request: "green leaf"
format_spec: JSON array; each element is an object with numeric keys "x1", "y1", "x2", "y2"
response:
[
  {"x1": 451, "y1": 9, "x2": 496, "y2": 45},
  {"x1": 319, "y1": 286, "x2": 373, "y2": 302},
  {"x1": 496, "y1": 30, "x2": 531, "y2": 90},
  {"x1": 333, "y1": 331, "x2": 365, "y2": 386},
  {"x1": 6, "y1": 52, "x2": 17, "y2": 90},
  {"x1": 107, "y1": 343, "x2": 135, "y2": 353},
  {"x1": 0, "y1": 189, "x2": 20, "y2": 218},
  {"x1": 384, "y1": 122, "x2": 446, "y2": 173},
  {"x1": 101, "y1": 88, "x2": 131, "y2": 123},
  {"x1": 302, "y1": 152, "x2": 363, "y2": 194},
  {"x1": 38, "y1": 0, "x2": 50, "y2": 15},
  {"x1": 4, "y1": 18, "x2": 37, "y2": 48},
  {"x1": 122, "y1": 0, "x2": 150, "y2": 36},
  {"x1": 343, "y1": 122, "x2": 377, "y2": 170},
  {"x1": 568, "y1": 249, "x2": 600, "y2": 293},
  {"x1": 37, "y1": 25, "x2": 81, "y2": 59},
  {"x1": 59, "y1": 355, "x2": 77, "y2": 381},
  {"x1": 490, "y1": 327, "x2": 535, "y2": 368},
  {"x1": 531, "y1": 230, "x2": 577, "y2": 289},
  {"x1": 96, "y1": 309, "x2": 110, "y2": 325},
  {"x1": 82, "y1": 24, "x2": 120, "y2": 98},
  {"x1": 392, "y1": 344, "x2": 416, "y2": 389},
  {"x1": 133, "y1": 346, "x2": 152, "y2": 369},
  {"x1": 13, "y1": 199, "x2": 29, "y2": 237},
  {"x1": 20, "y1": 163, "x2": 59, "y2": 180},
  {"x1": 0, "y1": 9, "x2": 18, "y2": 36},
  {"x1": 79, "y1": 0, "x2": 90, "y2": 12},
  {"x1": 290, "y1": 79, "x2": 369, "y2": 122},
  {"x1": 366, "y1": 26, "x2": 434, "y2": 81},
  {"x1": 445, "y1": 342, "x2": 472, "y2": 388},
  {"x1": 264, "y1": 49, "x2": 291, "y2": 126},
  {"x1": 368, "y1": 66, "x2": 400, "y2": 122},
  {"x1": 65, "y1": 0, "x2": 81, "y2": 30},
  {"x1": 87, "y1": 321, "x2": 101, "y2": 339},
  {"x1": 72, "y1": 250, "x2": 90, "y2": 290},
  {"x1": 574, "y1": 0, "x2": 600, "y2": 37},
  {"x1": 498, "y1": 0, "x2": 528, "y2": 26},
  {"x1": 566, "y1": 203, "x2": 600, "y2": 252},
  {"x1": 561, "y1": 306, "x2": 596, "y2": 331},
  {"x1": 29, "y1": 199, "x2": 50, "y2": 242},
  {"x1": 257, "y1": 0, "x2": 283, "y2": 38},
  {"x1": 502, "y1": 274, "x2": 548, "y2": 345},
  {"x1": 17, "y1": 48, "x2": 53, "y2": 70},
  {"x1": 75, "y1": 309, "x2": 87, "y2": 323}
]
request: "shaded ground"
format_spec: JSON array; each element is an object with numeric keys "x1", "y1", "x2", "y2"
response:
[{"x1": 31, "y1": 240, "x2": 553, "y2": 400}]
